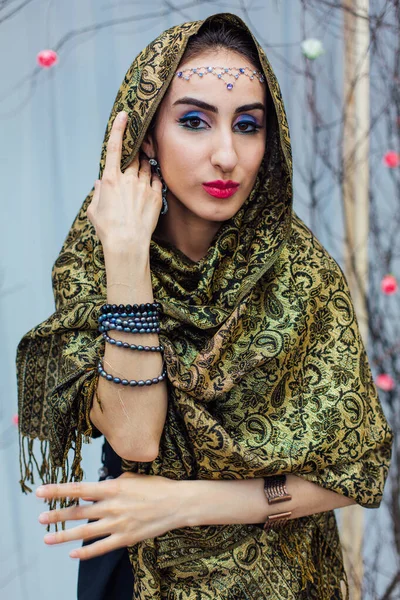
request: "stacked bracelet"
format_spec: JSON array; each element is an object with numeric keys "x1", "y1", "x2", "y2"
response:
[
  {"x1": 100, "y1": 302, "x2": 162, "y2": 314},
  {"x1": 102, "y1": 332, "x2": 163, "y2": 353},
  {"x1": 98, "y1": 359, "x2": 167, "y2": 387},
  {"x1": 98, "y1": 303, "x2": 161, "y2": 334},
  {"x1": 98, "y1": 302, "x2": 166, "y2": 388},
  {"x1": 263, "y1": 475, "x2": 292, "y2": 531},
  {"x1": 99, "y1": 318, "x2": 160, "y2": 334}
]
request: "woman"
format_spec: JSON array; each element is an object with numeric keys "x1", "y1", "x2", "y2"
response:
[{"x1": 16, "y1": 12, "x2": 393, "y2": 600}]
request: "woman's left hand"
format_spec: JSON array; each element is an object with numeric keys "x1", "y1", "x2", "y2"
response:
[{"x1": 35, "y1": 472, "x2": 185, "y2": 560}]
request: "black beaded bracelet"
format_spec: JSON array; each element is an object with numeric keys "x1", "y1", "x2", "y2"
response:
[
  {"x1": 101, "y1": 302, "x2": 162, "y2": 315},
  {"x1": 99, "y1": 312, "x2": 159, "y2": 320},
  {"x1": 100, "y1": 317, "x2": 160, "y2": 327},
  {"x1": 98, "y1": 313, "x2": 160, "y2": 333},
  {"x1": 98, "y1": 313, "x2": 160, "y2": 323},
  {"x1": 104, "y1": 317, "x2": 160, "y2": 326},
  {"x1": 100, "y1": 322, "x2": 161, "y2": 334},
  {"x1": 97, "y1": 359, "x2": 167, "y2": 387},
  {"x1": 98, "y1": 316, "x2": 160, "y2": 328},
  {"x1": 102, "y1": 332, "x2": 163, "y2": 352}
]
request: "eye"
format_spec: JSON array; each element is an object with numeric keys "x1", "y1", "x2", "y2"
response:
[
  {"x1": 178, "y1": 114, "x2": 209, "y2": 130},
  {"x1": 234, "y1": 120, "x2": 262, "y2": 134}
]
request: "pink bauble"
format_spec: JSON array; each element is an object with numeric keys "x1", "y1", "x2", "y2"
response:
[
  {"x1": 37, "y1": 49, "x2": 58, "y2": 68},
  {"x1": 383, "y1": 151, "x2": 400, "y2": 168},
  {"x1": 12, "y1": 414, "x2": 19, "y2": 426},
  {"x1": 375, "y1": 374, "x2": 395, "y2": 392},
  {"x1": 381, "y1": 274, "x2": 398, "y2": 295}
]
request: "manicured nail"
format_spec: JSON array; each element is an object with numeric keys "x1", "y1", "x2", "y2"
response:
[{"x1": 118, "y1": 111, "x2": 127, "y2": 121}]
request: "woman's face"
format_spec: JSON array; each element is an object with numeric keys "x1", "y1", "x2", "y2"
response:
[{"x1": 141, "y1": 49, "x2": 267, "y2": 224}]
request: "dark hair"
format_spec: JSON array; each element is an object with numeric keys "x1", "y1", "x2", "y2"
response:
[
  {"x1": 146, "y1": 19, "x2": 269, "y2": 140},
  {"x1": 181, "y1": 18, "x2": 263, "y2": 73}
]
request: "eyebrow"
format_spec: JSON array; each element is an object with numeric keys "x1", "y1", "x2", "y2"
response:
[{"x1": 172, "y1": 96, "x2": 265, "y2": 114}]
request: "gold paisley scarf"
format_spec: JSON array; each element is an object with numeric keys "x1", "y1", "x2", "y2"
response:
[{"x1": 16, "y1": 12, "x2": 393, "y2": 600}]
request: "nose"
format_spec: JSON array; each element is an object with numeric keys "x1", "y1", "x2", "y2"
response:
[{"x1": 210, "y1": 129, "x2": 238, "y2": 173}]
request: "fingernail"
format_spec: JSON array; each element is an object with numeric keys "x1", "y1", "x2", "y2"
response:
[
  {"x1": 38, "y1": 512, "x2": 49, "y2": 524},
  {"x1": 36, "y1": 486, "x2": 45, "y2": 496},
  {"x1": 69, "y1": 550, "x2": 79, "y2": 559},
  {"x1": 118, "y1": 111, "x2": 127, "y2": 121},
  {"x1": 44, "y1": 533, "x2": 56, "y2": 544}
]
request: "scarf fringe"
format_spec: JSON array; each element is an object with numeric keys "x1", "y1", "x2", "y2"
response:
[
  {"x1": 18, "y1": 376, "x2": 96, "y2": 532},
  {"x1": 278, "y1": 517, "x2": 350, "y2": 599}
]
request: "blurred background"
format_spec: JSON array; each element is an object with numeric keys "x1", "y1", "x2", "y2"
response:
[{"x1": 1, "y1": 0, "x2": 398, "y2": 598}]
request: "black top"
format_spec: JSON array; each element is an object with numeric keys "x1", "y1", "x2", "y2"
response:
[{"x1": 77, "y1": 438, "x2": 134, "y2": 600}]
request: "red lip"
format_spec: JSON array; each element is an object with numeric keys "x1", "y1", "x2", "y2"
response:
[
  {"x1": 203, "y1": 180, "x2": 239, "y2": 189},
  {"x1": 202, "y1": 183, "x2": 239, "y2": 199}
]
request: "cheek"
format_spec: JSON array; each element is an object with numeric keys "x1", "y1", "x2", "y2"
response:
[
  {"x1": 241, "y1": 141, "x2": 265, "y2": 181},
  {"x1": 157, "y1": 127, "x2": 205, "y2": 185}
]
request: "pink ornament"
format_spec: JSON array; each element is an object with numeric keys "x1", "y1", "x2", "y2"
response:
[
  {"x1": 375, "y1": 374, "x2": 395, "y2": 392},
  {"x1": 12, "y1": 414, "x2": 18, "y2": 426},
  {"x1": 381, "y1": 274, "x2": 398, "y2": 295},
  {"x1": 37, "y1": 49, "x2": 58, "y2": 69},
  {"x1": 383, "y1": 151, "x2": 400, "y2": 168}
]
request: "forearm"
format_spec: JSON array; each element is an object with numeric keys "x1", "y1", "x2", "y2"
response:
[
  {"x1": 90, "y1": 248, "x2": 168, "y2": 462},
  {"x1": 179, "y1": 474, "x2": 357, "y2": 528}
]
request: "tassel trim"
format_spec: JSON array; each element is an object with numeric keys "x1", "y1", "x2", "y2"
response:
[{"x1": 18, "y1": 373, "x2": 99, "y2": 532}]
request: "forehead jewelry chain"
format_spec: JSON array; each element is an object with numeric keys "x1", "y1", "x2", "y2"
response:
[{"x1": 175, "y1": 66, "x2": 265, "y2": 90}]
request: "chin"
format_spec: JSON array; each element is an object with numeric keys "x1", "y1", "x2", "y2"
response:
[
  {"x1": 197, "y1": 208, "x2": 239, "y2": 222},
  {"x1": 195, "y1": 197, "x2": 246, "y2": 221}
]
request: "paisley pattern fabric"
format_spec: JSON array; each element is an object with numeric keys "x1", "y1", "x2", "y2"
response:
[{"x1": 16, "y1": 12, "x2": 393, "y2": 600}]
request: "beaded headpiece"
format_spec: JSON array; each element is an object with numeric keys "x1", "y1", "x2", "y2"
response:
[{"x1": 175, "y1": 66, "x2": 266, "y2": 90}]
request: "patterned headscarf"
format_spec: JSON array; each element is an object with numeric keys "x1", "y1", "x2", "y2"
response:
[{"x1": 16, "y1": 12, "x2": 392, "y2": 599}]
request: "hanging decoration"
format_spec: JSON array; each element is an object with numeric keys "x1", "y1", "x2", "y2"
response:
[
  {"x1": 383, "y1": 151, "x2": 400, "y2": 168},
  {"x1": 375, "y1": 374, "x2": 395, "y2": 392},
  {"x1": 37, "y1": 49, "x2": 58, "y2": 68},
  {"x1": 301, "y1": 39, "x2": 324, "y2": 60},
  {"x1": 381, "y1": 274, "x2": 398, "y2": 295}
]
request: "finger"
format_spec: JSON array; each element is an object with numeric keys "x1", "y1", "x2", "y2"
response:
[
  {"x1": 91, "y1": 179, "x2": 101, "y2": 205},
  {"x1": 69, "y1": 533, "x2": 126, "y2": 561},
  {"x1": 103, "y1": 111, "x2": 128, "y2": 176},
  {"x1": 38, "y1": 501, "x2": 99, "y2": 525},
  {"x1": 35, "y1": 480, "x2": 117, "y2": 501},
  {"x1": 118, "y1": 472, "x2": 137, "y2": 479},
  {"x1": 94, "y1": 179, "x2": 101, "y2": 194},
  {"x1": 138, "y1": 156, "x2": 151, "y2": 178},
  {"x1": 123, "y1": 152, "x2": 140, "y2": 177},
  {"x1": 151, "y1": 172, "x2": 163, "y2": 191},
  {"x1": 43, "y1": 518, "x2": 112, "y2": 546},
  {"x1": 87, "y1": 180, "x2": 100, "y2": 217}
]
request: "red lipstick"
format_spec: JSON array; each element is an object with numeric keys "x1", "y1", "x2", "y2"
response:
[{"x1": 202, "y1": 180, "x2": 240, "y2": 199}]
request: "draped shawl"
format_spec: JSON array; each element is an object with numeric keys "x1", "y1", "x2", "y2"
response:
[{"x1": 16, "y1": 12, "x2": 393, "y2": 600}]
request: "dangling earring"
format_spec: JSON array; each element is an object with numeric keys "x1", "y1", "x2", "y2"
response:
[{"x1": 149, "y1": 157, "x2": 168, "y2": 215}]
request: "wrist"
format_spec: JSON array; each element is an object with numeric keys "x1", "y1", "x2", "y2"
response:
[
  {"x1": 103, "y1": 241, "x2": 151, "y2": 264},
  {"x1": 177, "y1": 480, "x2": 202, "y2": 528},
  {"x1": 104, "y1": 250, "x2": 152, "y2": 303},
  {"x1": 177, "y1": 478, "x2": 268, "y2": 528}
]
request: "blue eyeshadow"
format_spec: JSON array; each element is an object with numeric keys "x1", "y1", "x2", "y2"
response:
[{"x1": 182, "y1": 111, "x2": 203, "y2": 118}]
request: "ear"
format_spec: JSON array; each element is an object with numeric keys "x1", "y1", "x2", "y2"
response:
[{"x1": 140, "y1": 130, "x2": 156, "y2": 158}]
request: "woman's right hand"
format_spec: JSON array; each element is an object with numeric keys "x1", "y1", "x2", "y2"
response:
[{"x1": 87, "y1": 111, "x2": 163, "y2": 254}]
